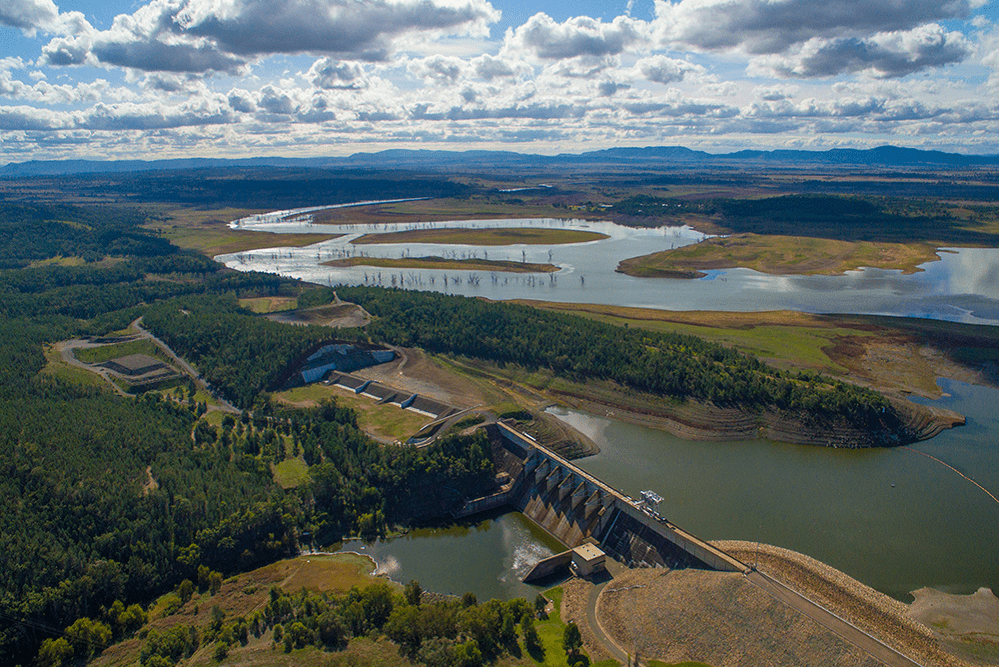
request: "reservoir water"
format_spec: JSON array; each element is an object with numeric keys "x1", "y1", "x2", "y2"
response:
[
  {"x1": 224, "y1": 209, "x2": 999, "y2": 601},
  {"x1": 332, "y1": 381, "x2": 998, "y2": 603},
  {"x1": 220, "y1": 216, "x2": 999, "y2": 325}
]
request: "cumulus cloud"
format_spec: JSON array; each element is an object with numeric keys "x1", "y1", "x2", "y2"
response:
[
  {"x1": 409, "y1": 55, "x2": 467, "y2": 84},
  {"x1": 2, "y1": 0, "x2": 90, "y2": 38},
  {"x1": 309, "y1": 59, "x2": 369, "y2": 90},
  {"x1": 635, "y1": 54, "x2": 704, "y2": 83},
  {"x1": 38, "y1": 0, "x2": 500, "y2": 75},
  {"x1": 1, "y1": 0, "x2": 59, "y2": 34},
  {"x1": 654, "y1": 0, "x2": 979, "y2": 54},
  {"x1": 503, "y1": 13, "x2": 648, "y2": 61},
  {"x1": 754, "y1": 24, "x2": 970, "y2": 78}
]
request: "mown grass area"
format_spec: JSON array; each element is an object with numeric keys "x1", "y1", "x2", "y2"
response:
[
  {"x1": 239, "y1": 296, "x2": 299, "y2": 313},
  {"x1": 40, "y1": 344, "x2": 107, "y2": 389},
  {"x1": 272, "y1": 457, "x2": 310, "y2": 489},
  {"x1": 352, "y1": 227, "x2": 609, "y2": 246},
  {"x1": 273, "y1": 384, "x2": 431, "y2": 442},
  {"x1": 527, "y1": 587, "x2": 603, "y2": 667},
  {"x1": 618, "y1": 234, "x2": 941, "y2": 278},
  {"x1": 73, "y1": 338, "x2": 174, "y2": 365},
  {"x1": 324, "y1": 255, "x2": 560, "y2": 273}
]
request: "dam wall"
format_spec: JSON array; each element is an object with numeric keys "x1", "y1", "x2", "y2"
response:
[{"x1": 484, "y1": 421, "x2": 744, "y2": 574}]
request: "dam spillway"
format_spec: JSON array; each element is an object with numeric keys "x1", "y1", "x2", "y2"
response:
[{"x1": 457, "y1": 421, "x2": 745, "y2": 575}]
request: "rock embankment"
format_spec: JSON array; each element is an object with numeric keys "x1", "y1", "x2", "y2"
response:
[
  {"x1": 716, "y1": 541, "x2": 975, "y2": 667},
  {"x1": 554, "y1": 391, "x2": 962, "y2": 448}
]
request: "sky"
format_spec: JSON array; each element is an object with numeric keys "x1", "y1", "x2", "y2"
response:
[{"x1": 2, "y1": 0, "x2": 999, "y2": 164}]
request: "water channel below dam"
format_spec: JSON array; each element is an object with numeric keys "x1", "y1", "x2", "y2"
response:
[{"x1": 223, "y1": 210, "x2": 999, "y2": 602}]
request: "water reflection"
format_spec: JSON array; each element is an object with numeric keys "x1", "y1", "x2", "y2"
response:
[
  {"x1": 218, "y1": 216, "x2": 999, "y2": 325},
  {"x1": 547, "y1": 381, "x2": 999, "y2": 601},
  {"x1": 336, "y1": 511, "x2": 563, "y2": 601}
]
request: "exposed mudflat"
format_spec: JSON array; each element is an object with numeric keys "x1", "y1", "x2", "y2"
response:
[{"x1": 909, "y1": 588, "x2": 999, "y2": 666}]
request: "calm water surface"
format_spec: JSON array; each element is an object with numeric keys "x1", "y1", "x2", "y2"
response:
[
  {"x1": 230, "y1": 210, "x2": 999, "y2": 600},
  {"x1": 220, "y1": 216, "x2": 999, "y2": 325},
  {"x1": 551, "y1": 378, "x2": 999, "y2": 601}
]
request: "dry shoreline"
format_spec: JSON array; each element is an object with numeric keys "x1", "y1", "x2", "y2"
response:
[
  {"x1": 578, "y1": 540, "x2": 989, "y2": 666},
  {"x1": 550, "y1": 388, "x2": 964, "y2": 449},
  {"x1": 716, "y1": 541, "x2": 985, "y2": 667}
]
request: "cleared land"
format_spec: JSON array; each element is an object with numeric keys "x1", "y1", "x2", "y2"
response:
[
  {"x1": 142, "y1": 206, "x2": 341, "y2": 255},
  {"x1": 716, "y1": 541, "x2": 982, "y2": 667},
  {"x1": 618, "y1": 234, "x2": 942, "y2": 278},
  {"x1": 351, "y1": 227, "x2": 609, "y2": 246},
  {"x1": 909, "y1": 588, "x2": 999, "y2": 665},
  {"x1": 323, "y1": 255, "x2": 560, "y2": 273},
  {"x1": 72, "y1": 338, "x2": 173, "y2": 365},
  {"x1": 264, "y1": 302, "x2": 371, "y2": 328},
  {"x1": 239, "y1": 296, "x2": 299, "y2": 313},
  {"x1": 273, "y1": 384, "x2": 432, "y2": 443},
  {"x1": 592, "y1": 566, "x2": 886, "y2": 667}
]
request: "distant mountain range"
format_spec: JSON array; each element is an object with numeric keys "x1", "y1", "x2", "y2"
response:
[{"x1": 3, "y1": 145, "x2": 999, "y2": 177}]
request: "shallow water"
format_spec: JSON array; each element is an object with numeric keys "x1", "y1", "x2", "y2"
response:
[{"x1": 219, "y1": 216, "x2": 999, "y2": 325}]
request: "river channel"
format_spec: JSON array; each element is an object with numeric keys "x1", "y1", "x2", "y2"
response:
[{"x1": 223, "y1": 210, "x2": 999, "y2": 602}]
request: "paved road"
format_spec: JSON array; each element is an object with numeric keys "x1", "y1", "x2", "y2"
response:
[
  {"x1": 745, "y1": 570, "x2": 923, "y2": 667},
  {"x1": 133, "y1": 317, "x2": 240, "y2": 413},
  {"x1": 56, "y1": 339, "x2": 131, "y2": 397},
  {"x1": 586, "y1": 577, "x2": 630, "y2": 665}
]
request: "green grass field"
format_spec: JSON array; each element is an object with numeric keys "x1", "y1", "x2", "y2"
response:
[
  {"x1": 272, "y1": 457, "x2": 310, "y2": 489},
  {"x1": 274, "y1": 384, "x2": 432, "y2": 442},
  {"x1": 238, "y1": 296, "x2": 299, "y2": 313},
  {"x1": 40, "y1": 344, "x2": 108, "y2": 389},
  {"x1": 73, "y1": 338, "x2": 174, "y2": 365},
  {"x1": 618, "y1": 234, "x2": 941, "y2": 278}
]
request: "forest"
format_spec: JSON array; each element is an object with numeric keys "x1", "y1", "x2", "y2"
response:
[
  {"x1": 0, "y1": 203, "x2": 494, "y2": 666},
  {"x1": 317, "y1": 286, "x2": 903, "y2": 438}
]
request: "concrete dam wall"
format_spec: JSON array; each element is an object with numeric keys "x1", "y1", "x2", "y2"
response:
[{"x1": 460, "y1": 421, "x2": 745, "y2": 574}]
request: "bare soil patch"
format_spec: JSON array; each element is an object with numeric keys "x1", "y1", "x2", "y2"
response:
[
  {"x1": 351, "y1": 347, "x2": 498, "y2": 409},
  {"x1": 909, "y1": 588, "x2": 999, "y2": 666},
  {"x1": 265, "y1": 302, "x2": 371, "y2": 328}
]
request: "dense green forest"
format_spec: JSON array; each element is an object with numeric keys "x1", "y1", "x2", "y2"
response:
[
  {"x1": 317, "y1": 287, "x2": 904, "y2": 437},
  {"x1": 0, "y1": 203, "x2": 493, "y2": 666},
  {"x1": 141, "y1": 295, "x2": 362, "y2": 409}
]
